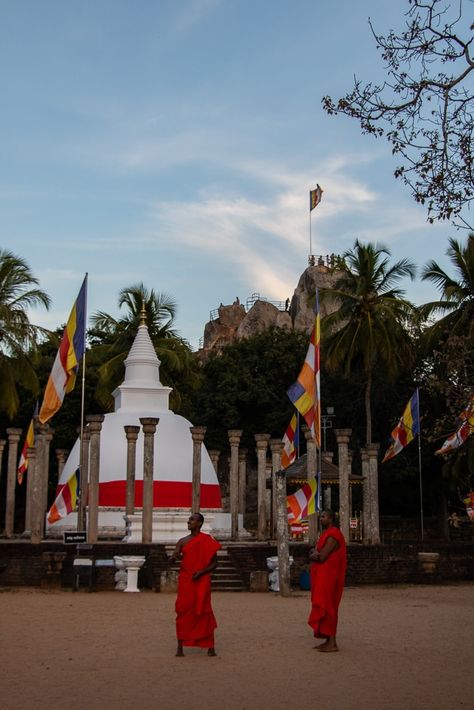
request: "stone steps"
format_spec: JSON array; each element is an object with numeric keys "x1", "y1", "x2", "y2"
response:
[{"x1": 164, "y1": 545, "x2": 244, "y2": 591}]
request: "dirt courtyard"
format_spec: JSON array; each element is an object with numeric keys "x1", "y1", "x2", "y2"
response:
[{"x1": 0, "y1": 583, "x2": 472, "y2": 710}]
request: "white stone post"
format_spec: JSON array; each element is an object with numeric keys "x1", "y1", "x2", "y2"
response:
[
  {"x1": 275, "y1": 469, "x2": 291, "y2": 597},
  {"x1": 367, "y1": 443, "x2": 381, "y2": 544},
  {"x1": 77, "y1": 426, "x2": 90, "y2": 532},
  {"x1": 124, "y1": 425, "x2": 140, "y2": 517},
  {"x1": 190, "y1": 426, "x2": 207, "y2": 514},
  {"x1": 140, "y1": 417, "x2": 159, "y2": 544},
  {"x1": 255, "y1": 434, "x2": 270, "y2": 541},
  {"x1": 335, "y1": 428, "x2": 352, "y2": 543},
  {"x1": 4, "y1": 428, "x2": 23, "y2": 537},
  {"x1": 87, "y1": 415, "x2": 104, "y2": 544},
  {"x1": 269, "y1": 439, "x2": 283, "y2": 539},
  {"x1": 228, "y1": 429, "x2": 242, "y2": 540},
  {"x1": 238, "y1": 448, "x2": 248, "y2": 516},
  {"x1": 360, "y1": 448, "x2": 371, "y2": 544}
]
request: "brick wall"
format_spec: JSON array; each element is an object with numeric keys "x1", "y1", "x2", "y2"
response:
[{"x1": 0, "y1": 540, "x2": 473, "y2": 590}]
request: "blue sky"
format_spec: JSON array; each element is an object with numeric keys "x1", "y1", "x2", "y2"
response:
[{"x1": 0, "y1": 0, "x2": 460, "y2": 348}]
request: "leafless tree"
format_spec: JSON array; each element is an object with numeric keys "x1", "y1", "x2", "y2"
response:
[{"x1": 322, "y1": 0, "x2": 474, "y2": 228}]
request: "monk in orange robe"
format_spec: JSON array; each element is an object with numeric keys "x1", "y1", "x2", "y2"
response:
[
  {"x1": 308, "y1": 509, "x2": 347, "y2": 652},
  {"x1": 169, "y1": 513, "x2": 221, "y2": 657}
]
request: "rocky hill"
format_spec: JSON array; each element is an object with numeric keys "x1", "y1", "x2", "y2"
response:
[{"x1": 198, "y1": 256, "x2": 340, "y2": 359}]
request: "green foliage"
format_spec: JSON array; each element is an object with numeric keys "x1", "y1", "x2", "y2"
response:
[
  {"x1": 0, "y1": 248, "x2": 51, "y2": 419},
  {"x1": 192, "y1": 328, "x2": 309, "y2": 450},
  {"x1": 320, "y1": 239, "x2": 417, "y2": 444}
]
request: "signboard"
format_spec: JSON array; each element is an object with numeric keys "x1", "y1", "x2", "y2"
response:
[
  {"x1": 349, "y1": 519, "x2": 358, "y2": 529},
  {"x1": 63, "y1": 531, "x2": 87, "y2": 544}
]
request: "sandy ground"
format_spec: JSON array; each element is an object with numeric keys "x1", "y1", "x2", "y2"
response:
[{"x1": 0, "y1": 584, "x2": 472, "y2": 710}]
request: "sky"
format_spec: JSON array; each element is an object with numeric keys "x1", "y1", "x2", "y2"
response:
[{"x1": 0, "y1": 0, "x2": 464, "y2": 348}]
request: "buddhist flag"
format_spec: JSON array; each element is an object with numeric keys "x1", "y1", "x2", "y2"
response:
[
  {"x1": 281, "y1": 413, "x2": 299, "y2": 469},
  {"x1": 39, "y1": 276, "x2": 87, "y2": 424},
  {"x1": 287, "y1": 479, "x2": 317, "y2": 523},
  {"x1": 310, "y1": 184, "x2": 323, "y2": 211},
  {"x1": 47, "y1": 468, "x2": 80, "y2": 525},
  {"x1": 287, "y1": 289, "x2": 321, "y2": 447},
  {"x1": 382, "y1": 390, "x2": 420, "y2": 463},
  {"x1": 435, "y1": 395, "x2": 474, "y2": 456},
  {"x1": 17, "y1": 403, "x2": 38, "y2": 484}
]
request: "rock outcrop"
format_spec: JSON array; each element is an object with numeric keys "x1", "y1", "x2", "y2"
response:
[{"x1": 198, "y1": 260, "x2": 341, "y2": 359}]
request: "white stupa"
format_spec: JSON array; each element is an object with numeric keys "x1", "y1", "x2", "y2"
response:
[{"x1": 47, "y1": 317, "x2": 223, "y2": 541}]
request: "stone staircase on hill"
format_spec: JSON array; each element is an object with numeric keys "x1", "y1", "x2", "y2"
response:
[{"x1": 164, "y1": 546, "x2": 245, "y2": 591}]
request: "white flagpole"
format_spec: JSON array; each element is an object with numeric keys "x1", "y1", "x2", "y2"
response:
[{"x1": 77, "y1": 273, "x2": 88, "y2": 532}]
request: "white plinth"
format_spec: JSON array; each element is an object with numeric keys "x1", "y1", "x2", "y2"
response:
[{"x1": 114, "y1": 556, "x2": 145, "y2": 592}]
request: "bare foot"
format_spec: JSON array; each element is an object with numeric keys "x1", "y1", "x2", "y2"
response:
[
  {"x1": 317, "y1": 643, "x2": 339, "y2": 653},
  {"x1": 175, "y1": 642, "x2": 184, "y2": 657},
  {"x1": 207, "y1": 648, "x2": 217, "y2": 657},
  {"x1": 314, "y1": 640, "x2": 329, "y2": 650}
]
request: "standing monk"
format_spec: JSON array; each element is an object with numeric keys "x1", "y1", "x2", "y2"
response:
[
  {"x1": 169, "y1": 513, "x2": 221, "y2": 657},
  {"x1": 308, "y1": 509, "x2": 347, "y2": 652}
]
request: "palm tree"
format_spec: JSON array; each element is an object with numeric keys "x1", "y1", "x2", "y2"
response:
[
  {"x1": 90, "y1": 283, "x2": 198, "y2": 410},
  {"x1": 320, "y1": 240, "x2": 417, "y2": 445},
  {"x1": 421, "y1": 234, "x2": 474, "y2": 340},
  {"x1": 0, "y1": 249, "x2": 51, "y2": 418}
]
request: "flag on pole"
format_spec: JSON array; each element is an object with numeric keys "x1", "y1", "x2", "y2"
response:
[
  {"x1": 281, "y1": 413, "x2": 299, "y2": 469},
  {"x1": 47, "y1": 468, "x2": 80, "y2": 525},
  {"x1": 287, "y1": 290, "x2": 321, "y2": 447},
  {"x1": 310, "y1": 184, "x2": 323, "y2": 211},
  {"x1": 382, "y1": 390, "x2": 420, "y2": 463},
  {"x1": 17, "y1": 403, "x2": 38, "y2": 484},
  {"x1": 39, "y1": 276, "x2": 87, "y2": 424},
  {"x1": 435, "y1": 395, "x2": 474, "y2": 456},
  {"x1": 287, "y1": 479, "x2": 317, "y2": 523}
]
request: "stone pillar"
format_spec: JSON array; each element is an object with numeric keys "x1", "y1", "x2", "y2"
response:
[
  {"x1": 140, "y1": 417, "x2": 159, "y2": 544},
  {"x1": 335, "y1": 429, "x2": 352, "y2": 543},
  {"x1": 86, "y1": 415, "x2": 104, "y2": 544},
  {"x1": 208, "y1": 449, "x2": 220, "y2": 475},
  {"x1": 269, "y1": 439, "x2": 283, "y2": 538},
  {"x1": 360, "y1": 448, "x2": 371, "y2": 544},
  {"x1": 55, "y1": 449, "x2": 69, "y2": 479},
  {"x1": 190, "y1": 426, "x2": 207, "y2": 514},
  {"x1": 367, "y1": 443, "x2": 381, "y2": 544},
  {"x1": 228, "y1": 430, "x2": 242, "y2": 540},
  {"x1": 275, "y1": 469, "x2": 291, "y2": 597},
  {"x1": 238, "y1": 448, "x2": 248, "y2": 515},
  {"x1": 31, "y1": 420, "x2": 47, "y2": 539},
  {"x1": 28, "y1": 446, "x2": 42, "y2": 544},
  {"x1": 303, "y1": 426, "x2": 318, "y2": 545},
  {"x1": 255, "y1": 434, "x2": 270, "y2": 541},
  {"x1": 4, "y1": 428, "x2": 23, "y2": 537},
  {"x1": 124, "y1": 426, "x2": 140, "y2": 516},
  {"x1": 77, "y1": 426, "x2": 90, "y2": 532},
  {"x1": 41, "y1": 427, "x2": 54, "y2": 532},
  {"x1": 0, "y1": 439, "x2": 6, "y2": 481}
]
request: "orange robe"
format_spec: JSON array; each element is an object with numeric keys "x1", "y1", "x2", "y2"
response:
[
  {"x1": 175, "y1": 532, "x2": 222, "y2": 648},
  {"x1": 308, "y1": 526, "x2": 347, "y2": 638}
]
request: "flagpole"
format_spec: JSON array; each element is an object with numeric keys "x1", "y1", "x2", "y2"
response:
[
  {"x1": 309, "y1": 202, "x2": 312, "y2": 259},
  {"x1": 417, "y1": 387, "x2": 424, "y2": 541},
  {"x1": 77, "y1": 273, "x2": 88, "y2": 532}
]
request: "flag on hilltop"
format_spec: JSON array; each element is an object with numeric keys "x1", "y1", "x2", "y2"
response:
[
  {"x1": 47, "y1": 468, "x2": 80, "y2": 525},
  {"x1": 281, "y1": 413, "x2": 299, "y2": 469},
  {"x1": 287, "y1": 290, "x2": 321, "y2": 447},
  {"x1": 435, "y1": 395, "x2": 474, "y2": 456},
  {"x1": 382, "y1": 390, "x2": 420, "y2": 464},
  {"x1": 310, "y1": 185, "x2": 323, "y2": 211},
  {"x1": 287, "y1": 479, "x2": 317, "y2": 524},
  {"x1": 39, "y1": 275, "x2": 87, "y2": 424},
  {"x1": 17, "y1": 402, "x2": 38, "y2": 485}
]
